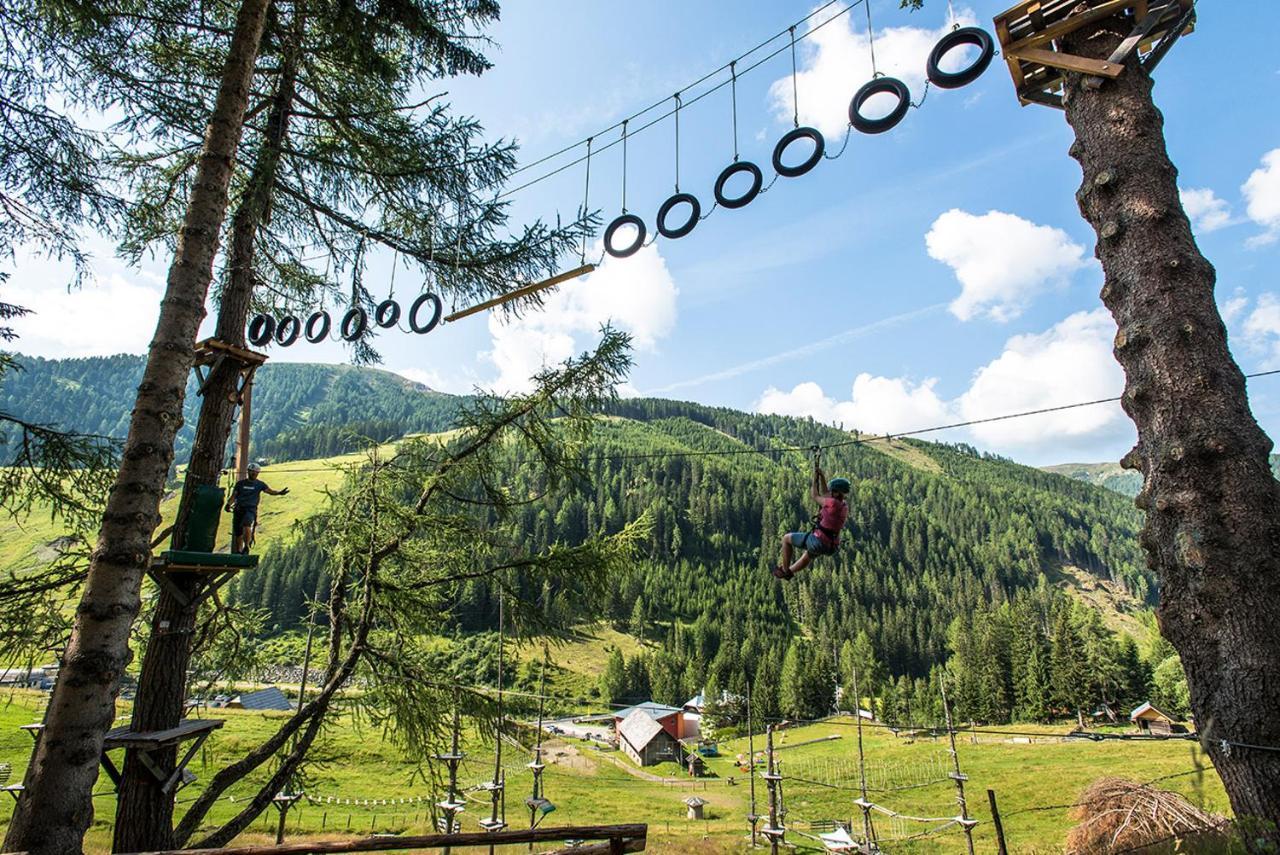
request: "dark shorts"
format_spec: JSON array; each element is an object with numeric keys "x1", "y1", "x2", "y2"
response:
[
  {"x1": 789, "y1": 531, "x2": 835, "y2": 557},
  {"x1": 233, "y1": 507, "x2": 258, "y2": 531}
]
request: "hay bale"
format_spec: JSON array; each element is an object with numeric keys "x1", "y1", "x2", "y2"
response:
[{"x1": 1066, "y1": 776, "x2": 1224, "y2": 853}]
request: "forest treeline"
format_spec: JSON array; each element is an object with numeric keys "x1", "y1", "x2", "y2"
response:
[
  {"x1": 229, "y1": 396, "x2": 1174, "y2": 724},
  {"x1": 0, "y1": 354, "x2": 463, "y2": 462}
]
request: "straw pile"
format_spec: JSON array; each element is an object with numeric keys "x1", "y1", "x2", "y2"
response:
[{"x1": 1066, "y1": 776, "x2": 1226, "y2": 853}]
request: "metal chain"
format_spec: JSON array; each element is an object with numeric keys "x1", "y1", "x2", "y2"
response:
[
  {"x1": 673, "y1": 92, "x2": 682, "y2": 192},
  {"x1": 621, "y1": 119, "x2": 629, "y2": 213},
  {"x1": 580, "y1": 137, "x2": 593, "y2": 264},
  {"x1": 866, "y1": 0, "x2": 880, "y2": 77},
  {"x1": 789, "y1": 26, "x2": 800, "y2": 127},
  {"x1": 730, "y1": 60, "x2": 740, "y2": 161}
]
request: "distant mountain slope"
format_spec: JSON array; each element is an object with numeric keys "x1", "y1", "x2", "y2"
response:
[
  {"x1": 1, "y1": 356, "x2": 1154, "y2": 682},
  {"x1": 1046, "y1": 455, "x2": 1280, "y2": 497},
  {"x1": 0, "y1": 354, "x2": 465, "y2": 462}
]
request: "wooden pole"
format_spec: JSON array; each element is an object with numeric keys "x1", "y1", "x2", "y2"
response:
[
  {"x1": 852, "y1": 667, "x2": 875, "y2": 853},
  {"x1": 746, "y1": 682, "x2": 758, "y2": 848},
  {"x1": 940, "y1": 680, "x2": 976, "y2": 855},
  {"x1": 443, "y1": 264, "x2": 595, "y2": 324},
  {"x1": 120, "y1": 823, "x2": 649, "y2": 855},
  {"x1": 987, "y1": 789, "x2": 1009, "y2": 855},
  {"x1": 235, "y1": 373, "x2": 253, "y2": 481}
]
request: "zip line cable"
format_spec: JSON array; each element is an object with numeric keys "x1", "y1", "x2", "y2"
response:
[
  {"x1": 494, "y1": 0, "x2": 867, "y2": 201},
  {"x1": 257, "y1": 369, "x2": 1280, "y2": 473},
  {"x1": 494, "y1": 0, "x2": 848, "y2": 187}
]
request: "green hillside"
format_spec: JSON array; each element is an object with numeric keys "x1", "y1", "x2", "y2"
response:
[
  {"x1": 1045, "y1": 455, "x2": 1280, "y2": 497},
  {"x1": 2, "y1": 357, "x2": 1167, "y2": 731},
  {"x1": 0, "y1": 353, "x2": 464, "y2": 462}
]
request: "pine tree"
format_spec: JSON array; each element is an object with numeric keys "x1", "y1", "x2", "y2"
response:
[{"x1": 600, "y1": 648, "x2": 626, "y2": 704}]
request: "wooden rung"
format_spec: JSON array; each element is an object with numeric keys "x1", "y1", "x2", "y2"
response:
[{"x1": 444, "y1": 264, "x2": 595, "y2": 324}]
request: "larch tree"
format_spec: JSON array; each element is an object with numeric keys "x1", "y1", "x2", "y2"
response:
[
  {"x1": 175, "y1": 328, "x2": 645, "y2": 848},
  {"x1": 903, "y1": 0, "x2": 1280, "y2": 837},
  {"x1": 107, "y1": 0, "x2": 586, "y2": 847},
  {"x1": 2, "y1": 0, "x2": 272, "y2": 852}
]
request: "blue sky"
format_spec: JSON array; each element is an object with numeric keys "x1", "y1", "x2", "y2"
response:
[{"x1": 6, "y1": 1, "x2": 1280, "y2": 465}]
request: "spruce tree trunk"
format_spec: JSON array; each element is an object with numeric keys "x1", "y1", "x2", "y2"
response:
[
  {"x1": 113, "y1": 27, "x2": 301, "y2": 853},
  {"x1": 0, "y1": 2, "x2": 270, "y2": 853},
  {"x1": 1061, "y1": 8, "x2": 1280, "y2": 840}
]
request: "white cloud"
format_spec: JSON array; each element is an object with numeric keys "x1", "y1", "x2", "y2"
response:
[
  {"x1": 957, "y1": 308, "x2": 1128, "y2": 453},
  {"x1": 753, "y1": 309, "x2": 1132, "y2": 463},
  {"x1": 756, "y1": 374, "x2": 950, "y2": 436},
  {"x1": 1179, "y1": 187, "x2": 1232, "y2": 233},
  {"x1": 769, "y1": 6, "x2": 978, "y2": 138},
  {"x1": 1243, "y1": 293, "x2": 1280, "y2": 368},
  {"x1": 1243, "y1": 148, "x2": 1280, "y2": 246},
  {"x1": 1220, "y1": 288, "x2": 1249, "y2": 324},
  {"x1": 926, "y1": 209, "x2": 1088, "y2": 322},
  {"x1": 5, "y1": 271, "x2": 165, "y2": 357},
  {"x1": 483, "y1": 242, "x2": 678, "y2": 394}
]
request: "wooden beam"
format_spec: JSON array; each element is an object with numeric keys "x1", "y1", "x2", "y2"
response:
[
  {"x1": 443, "y1": 263, "x2": 595, "y2": 324},
  {"x1": 1006, "y1": 45, "x2": 1125, "y2": 78},
  {"x1": 120, "y1": 824, "x2": 648, "y2": 855}
]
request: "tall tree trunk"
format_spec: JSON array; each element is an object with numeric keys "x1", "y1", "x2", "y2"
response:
[
  {"x1": 1061, "y1": 8, "x2": 1280, "y2": 841},
  {"x1": 0, "y1": 2, "x2": 271, "y2": 853},
  {"x1": 113, "y1": 18, "x2": 303, "y2": 852}
]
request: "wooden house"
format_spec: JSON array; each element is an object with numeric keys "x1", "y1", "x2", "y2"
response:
[
  {"x1": 617, "y1": 709, "x2": 681, "y2": 767},
  {"x1": 1129, "y1": 701, "x2": 1181, "y2": 735}
]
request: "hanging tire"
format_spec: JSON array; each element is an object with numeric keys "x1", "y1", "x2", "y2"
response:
[
  {"x1": 656, "y1": 192, "x2": 701, "y2": 239},
  {"x1": 604, "y1": 213, "x2": 646, "y2": 258},
  {"x1": 408, "y1": 292, "x2": 443, "y2": 334},
  {"x1": 275, "y1": 314, "x2": 301, "y2": 347},
  {"x1": 304, "y1": 310, "x2": 331, "y2": 343},
  {"x1": 927, "y1": 27, "x2": 995, "y2": 89},
  {"x1": 340, "y1": 307, "x2": 368, "y2": 341},
  {"x1": 247, "y1": 314, "x2": 275, "y2": 347},
  {"x1": 849, "y1": 77, "x2": 910, "y2": 134},
  {"x1": 375, "y1": 299, "x2": 401, "y2": 328},
  {"x1": 771, "y1": 127, "x2": 825, "y2": 178},
  {"x1": 714, "y1": 161, "x2": 763, "y2": 209}
]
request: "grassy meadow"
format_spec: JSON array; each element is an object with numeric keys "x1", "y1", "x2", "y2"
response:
[{"x1": 0, "y1": 690, "x2": 1229, "y2": 853}]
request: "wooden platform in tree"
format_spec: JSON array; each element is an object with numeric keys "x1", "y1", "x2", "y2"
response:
[
  {"x1": 103, "y1": 718, "x2": 224, "y2": 750},
  {"x1": 152, "y1": 549, "x2": 259, "y2": 573},
  {"x1": 192, "y1": 337, "x2": 268, "y2": 401},
  {"x1": 994, "y1": 0, "x2": 1195, "y2": 108},
  {"x1": 100, "y1": 718, "x2": 224, "y2": 794}
]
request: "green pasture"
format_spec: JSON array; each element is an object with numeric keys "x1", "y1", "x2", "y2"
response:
[{"x1": 0, "y1": 691, "x2": 1230, "y2": 853}]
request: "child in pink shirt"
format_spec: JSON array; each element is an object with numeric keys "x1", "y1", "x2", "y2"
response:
[{"x1": 773, "y1": 467, "x2": 851, "y2": 580}]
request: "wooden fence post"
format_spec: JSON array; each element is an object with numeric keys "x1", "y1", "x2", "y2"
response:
[{"x1": 988, "y1": 789, "x2": 1009, "y2": 855}]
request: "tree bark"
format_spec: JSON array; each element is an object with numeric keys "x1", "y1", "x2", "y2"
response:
[
  {"x1": 0, "y1": 2, "x2": 270, "y2": 853},
  {"x1": 112, "y1": 15, "x2": 302, "y2": 851},
  {"x1": 1061, "y1": 7, "x2": 1280, "y2": 841}
]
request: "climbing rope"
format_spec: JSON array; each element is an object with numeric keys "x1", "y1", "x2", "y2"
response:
[
  {"x1": 789, "y1": 26, "x2": 800, "y2": 127},
  {"x1": 580, "y1": 137, "x2": 593, "y2": 265}
]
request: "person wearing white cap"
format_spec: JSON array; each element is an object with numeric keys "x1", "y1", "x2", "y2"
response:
[{"x1": 224, "y1": 462, "x2": 289, "y2": 554}]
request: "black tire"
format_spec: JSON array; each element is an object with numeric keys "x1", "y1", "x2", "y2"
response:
[
  {"x1": 771, "y1": 127, "x2": 825, "y2": 178},
  {"x1": 340, "y1": 307, "x2": 368, "y2": 341},
  {"x1": 714, "y1": 160, "x2": 763, "y2": 209},
  {"x1": 275, "y1": 314, "x2": 301, "y2": 347},
  {"x1": 247, "y1": 314, "x2": 275, "y2": 347},
  {"x1": 849, "y1": 77, "x2": 910, "y2": 134},
  {"x1": 604, "y1": 213, "x2": 646, "y2": 258},
  {"x1": 304, "y1": 310, "x2": 331, "y2": 343},
  {"x1": 656, "y1": 192, "x2": 701, "y2": 239},
  {"x1": 375, "y1": 298, "x2": 401, "y2": 328},
  {"x1": 926, "y1": 27, "x2": 995, "y2": 89},
  {"x1": 408, "y1": 292, "x2": 443, "y2": 334}
]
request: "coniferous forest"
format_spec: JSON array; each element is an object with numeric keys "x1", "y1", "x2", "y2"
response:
[{"x1": 3, "y1": 355, "x2": 1182, "y2": 729}]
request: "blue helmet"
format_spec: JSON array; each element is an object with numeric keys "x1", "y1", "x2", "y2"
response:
[{"x1": 828, "y1": 477, "x2": 851, "y2": 494}]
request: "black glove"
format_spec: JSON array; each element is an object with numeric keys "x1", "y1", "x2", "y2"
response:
[{"x1": 280, "y1": 487, "x2": 290, "y2": 495}]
